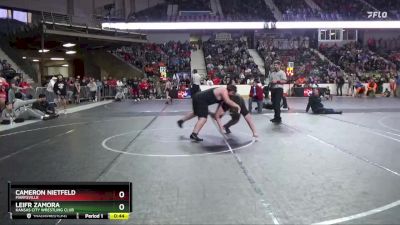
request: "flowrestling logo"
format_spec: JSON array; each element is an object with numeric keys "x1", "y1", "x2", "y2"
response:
[{"x1": 367, "y1": 11, "x2": 388, "y2": 19}]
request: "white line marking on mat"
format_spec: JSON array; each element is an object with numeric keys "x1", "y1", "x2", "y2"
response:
[
  {"x1": 378, "y1": 116, "x2": 400, "y2": 133},
  {"x1": 312, "y1": 200, "x2": 400, "y2": 225},
  {"x1": 0, "y1": 117, "x2": 135, "y2": 138},
  {"x1": 101, "y1": 128, "x2": 255, "y2": 157},
  {"x1": 0, "y1": 129, "x2": 74, "y2": 162},
  {"x1": 307, "y1": 134, "x2": 400, "y2": 177},
  {"x1": 211, "y1": 120, "x2": 280, "y2": 225}
]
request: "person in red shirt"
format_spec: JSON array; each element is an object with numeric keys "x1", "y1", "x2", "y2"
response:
[
  {"x1": 0, "y1": 78, "x2": 10, "y2": 89},
  {"x1": 248, "y1": 80, "x2": 264, "y2": 113},
  {"x1": 0, "y1": 84, "x2": 7, "y2": 111},
  {"x1": 212, "y1": 77, "x2": 221, "y2": 85},
  {"x1": 19, "y1": 80, "x2": 32, "y2": 97},
  {"x1": 139, "y1": 79, "x2": 150, "y2": 99}
]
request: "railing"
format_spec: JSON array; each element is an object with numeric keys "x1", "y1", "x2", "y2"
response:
[
  {"x1": 0, "y1": 32, "x2": 38, "y2": 82},
  {"x1": 41, "y1": 11, "x2": 72, "y2": 25}
]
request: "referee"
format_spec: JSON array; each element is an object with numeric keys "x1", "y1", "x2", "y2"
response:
[
  {"x1": 191, "y1": 69, "x2": 201, "y2": 97},
  {"x1": 268, "y1": 60, "x2": 287, "y2": 123}
]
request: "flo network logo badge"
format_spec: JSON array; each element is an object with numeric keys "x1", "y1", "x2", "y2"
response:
[{"x1": 367, "y1": 11, "x2": 388, "y2": 19}]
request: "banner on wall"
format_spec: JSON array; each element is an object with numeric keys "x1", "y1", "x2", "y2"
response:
[
  {"x1": 286, "y1": 62, "x2": 294, "y2": 77},
  {"x1": 160, "y1": 66, "x2": 167, "y2": 80}
]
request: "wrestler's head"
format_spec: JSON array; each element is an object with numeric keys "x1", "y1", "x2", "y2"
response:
[
  {"x1": 273, "y1": 60, "x2": 281, "y2": 72},
  {"x1": 226, "y1": 84, "x2": 237, "y2": 96}
]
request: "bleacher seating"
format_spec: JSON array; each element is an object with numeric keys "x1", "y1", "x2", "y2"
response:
[
  {"x1": 113, "y1": 41, "x2": 192, "y2": 77},
  {"x1": 220, "y1": 0, "x2": 276, "y2": 21},
  {"x1": 203, "y1": 38, "x2": 262, "y2": 84},
  {"x1": 274, "y1": 0, "x2": 319, "y2": 21},
  {"x1": 319, "y1": 42, "x2": 396, "y2": 82},
  {"x1": 257, "y1": 37, "x2": 337, "y2": 84}
]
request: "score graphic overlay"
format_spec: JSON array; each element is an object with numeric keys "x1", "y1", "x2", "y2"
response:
[{"x1": 8, "y1": 182, "x2": 132, "y2": 220}]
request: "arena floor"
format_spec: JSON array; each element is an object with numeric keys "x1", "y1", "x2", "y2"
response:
[{"x1": 1, "y1": 97, "x2": 400, "y2": 225}]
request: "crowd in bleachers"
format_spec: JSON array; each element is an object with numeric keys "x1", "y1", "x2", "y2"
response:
[
  {"x1": 179, "y1": 0, "x2": 211, "y2": 11},
  {"x1": 257, "y1": 36, "x2": 341, "y2": 85},
  {"x1": 275, "y1": 0, "x2": 318, "y2": 21},
  {"x1": 220, "y1": 0, "x2": 276, "y2": 21},
  {"x1": 113, "y1": 41, "x2": 192, "y2": 77},
  {"x1": 203, "y1": 38, "x2": 262, "y2": 85},
  {"x1": 126, "y1": 0, "x2": 400, "y2": 22},
  {"x1": 278, "y1": 0, "x2": 377, "y2": 21},
  {"x1": 169, "y1": 14, "x2": 224, "y2": 22},
  {"x1": 314, "y1": 0, "x2": 372, "y2": 20},
  {"x1": 319, "y1": 42, "x2": 396, "y2": 83},
  {"x1": 367, "y1": 36, "x2": 400, "y2": 69},
  {"x1": 128, "y1": 3, "x2": 168, "y2": 22}
]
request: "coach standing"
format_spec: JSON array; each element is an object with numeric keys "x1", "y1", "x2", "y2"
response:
[
  {"x1": 191, "y1": 69, "x2": 201, "y2": 97},
  {"x1": 269, "y1": 60, "x2": 287, "y2": 123}
]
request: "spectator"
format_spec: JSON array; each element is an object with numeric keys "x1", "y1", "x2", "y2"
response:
[
  {"x1": 74, "y1": 77, "x2": 81, "y2": 104},
  {"x1": 0, "y1": 84, "x2": 6, "y2": 111},
  {"x1": 53, "y1": 75, "x2": 68, "y2": 114},
  {"x1": 248, "y1": 80, "x2": 264, "y2": 114},
  {"x1": 389, "y1": 77, "x2": 396, "y2": 97},
  {"x1": 2, "y1": 93, "x2": 51, "y2": 124},
  {"x1": 336, "y1": 75, "x2": 345, "y2": 96},
  {"x1": 383, "y1": 88, "x2": 391, "y2": 97},
  {"x1": 139, "y1": 79, "x2": 150, "y2": 100},
  {"x1": 354, "y1": 79, "x2": 366, "y2": 97},
  {"x1": 366, "y1": 79, "x2": 377, "y2": 97},
  {"x1": 32, "y1": 94, "x2": 58, "y2": 117},
  {"x1": 1, "y1": 101, "x2": 22, "y2": 124},
  {"x1": 46, "y1": 77, "x2": 57, "y2": 103},
  {"x1": 306, "y1": 89, "x2": 342, "y2": 114},
  {"x1": 87, "y1": 79, "x2": 98, "y2": 102}
]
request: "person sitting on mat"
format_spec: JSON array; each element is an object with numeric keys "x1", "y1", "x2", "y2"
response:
[
  {"x1": 306, "y1": 89, "x2": 342, "y2": 114},
  {"x1": 212, "y1": 94, "x2": 258, "y2": 138},
  {"x1": 32, "y1": 94, "x2": 59, "y2": 117},
  {"x1": 366, "y1": 78, "x2": 377, "y2": 97},
  {"x1": 177, "y1": 85, "x2": 241, "y2": 142},
  {"x1": 354, "y1": 79, "x2": 365, "y2": 98}
]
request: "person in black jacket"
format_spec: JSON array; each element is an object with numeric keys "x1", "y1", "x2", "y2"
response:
[
  {"x1": 32, "y1": 94, "x2": 58, "y2": 116},
  {"x1": 53, "y1": 75, "x2": 68, "y2": 114},
  {"x1": 336, "y1": 75, "x2": 345, "y2": 96},
  {"x1": 306, "y1": 89, "x2": 342, "y2": 114}
]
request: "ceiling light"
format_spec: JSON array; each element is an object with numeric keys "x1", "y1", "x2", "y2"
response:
[
  {"x1": 66, "y1": 50, "x2": 76, "y2": 54},
  {"x1": 32, "y1": 59, "x2": 39, "y2": 62},
  {"x1": 102, "y1": 22, "x2": 266, "y2": 30},
  {"x1": 62, "y1": 64, "x2": 69, "y2": 67},
  {"x1": 63, "y1": 43, "x2": 76, "y2": 47},
  {"x1": 38, "y1": 49, "x2": 49, "y2": 53},
  {"x1": 50, "y1": 57, "x2": 64, "y2": 61},
  {"x1": 22, "y1": 56, "x2": 27, "y2": 59},
  {"x1": 275, "y1": 21, "x2": 400, "y2": 29}
]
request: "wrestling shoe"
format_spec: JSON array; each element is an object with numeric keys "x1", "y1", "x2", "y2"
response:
[
  {"x1": 270, "y1": 118, "x2": 282, "y2": 123},
  {"x1": 223, "y1": 126, "x2": 231, "y2": 134},
  {"x1": 190, "y1": 133, "x2": 203, "y2": 142},
  {"x1": 177, "y1": 120, "x2": 184, "y2": 128}
]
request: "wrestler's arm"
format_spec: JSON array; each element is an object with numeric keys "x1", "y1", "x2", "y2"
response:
[
  {"x1": 243, "y1": 114, "x2": 258, "y2": 138},
  {"x1": 221, "y1": 89, "x2": 241, "y2": 113},
  {"x1": 213, "y1": 104, "x2": 226, "y2": 131}
]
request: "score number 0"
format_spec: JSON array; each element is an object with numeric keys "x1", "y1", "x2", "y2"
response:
[{"x1": 119, "y1": 191, "x2": 125, "y2": 211}]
